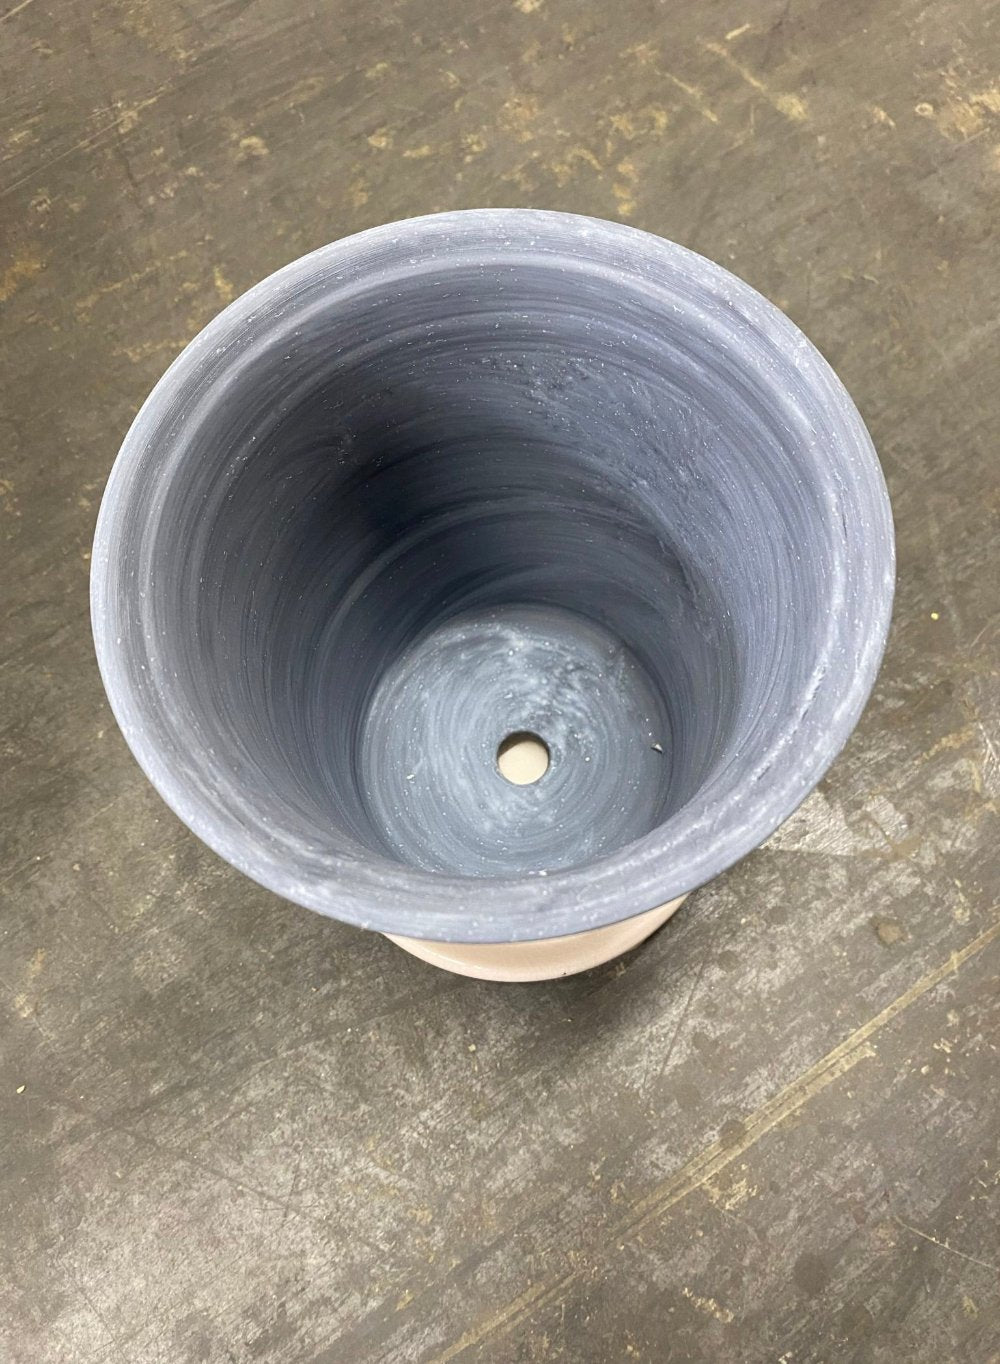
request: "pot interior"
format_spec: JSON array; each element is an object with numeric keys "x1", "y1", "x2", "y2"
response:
[{"x1": 135, "y1": 248, "x2": 842, "y2": 882}]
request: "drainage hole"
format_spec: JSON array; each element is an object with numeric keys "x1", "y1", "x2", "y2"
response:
[{"x1": 496, "y1": 731, "x2": 550, "y2": 785}]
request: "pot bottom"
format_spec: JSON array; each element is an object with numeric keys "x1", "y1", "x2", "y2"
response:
[
  {"x1": 360, "y1": 604, "x2": 673, "y2": 878},
  {"x1": 384, "y1": 894, "x2": 687, "y2": 982}
]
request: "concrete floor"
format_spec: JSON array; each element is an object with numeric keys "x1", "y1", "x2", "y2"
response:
[{"x1": 2, "y1": 0, "x2": 999, "y2": 1359}]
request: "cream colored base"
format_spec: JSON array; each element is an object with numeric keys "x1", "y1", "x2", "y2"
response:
[{"x1": 385, "y1": 894, "x2": 687, "y2": 982}]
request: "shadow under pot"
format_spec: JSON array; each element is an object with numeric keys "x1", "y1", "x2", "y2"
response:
[{"x1": 91, "y1": 210, "x2": 895, "y2": 981}]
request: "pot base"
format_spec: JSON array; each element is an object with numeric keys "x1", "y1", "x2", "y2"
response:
[{"x1": 385, "y1": 894, "x2": 687, "y2": 982}]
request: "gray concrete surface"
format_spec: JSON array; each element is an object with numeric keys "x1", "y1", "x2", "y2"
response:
[{"x1": 1, "y1": 0, "x2": 998, "y2": 1359}]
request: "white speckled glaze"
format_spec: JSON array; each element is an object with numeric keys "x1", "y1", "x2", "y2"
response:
[{"x1": 91, "y1": 210, "x2": 895, "y2": 947}]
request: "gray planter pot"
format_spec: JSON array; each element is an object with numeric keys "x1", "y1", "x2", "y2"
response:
[{"x1": 92, "y1": 210, "x2": 894, "y2": 976}]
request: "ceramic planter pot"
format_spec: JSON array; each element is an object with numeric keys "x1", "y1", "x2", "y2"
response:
[{"x1": 91, "y1": 210, "x2": 894, "y2": 981}]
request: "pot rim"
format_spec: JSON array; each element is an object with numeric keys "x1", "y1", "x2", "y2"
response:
[{"x1": 91, "y1": 209, "x2": 895, "y2": 943}]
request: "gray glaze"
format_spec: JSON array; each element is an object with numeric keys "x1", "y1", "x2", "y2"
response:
[{"x1": 91, "y1": 210, "x2": 894, "y2": 943}]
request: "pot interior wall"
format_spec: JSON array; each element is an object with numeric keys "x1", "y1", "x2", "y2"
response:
[{"x1": 144, "y1": 259, "x2": 835, "y2": 878}]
